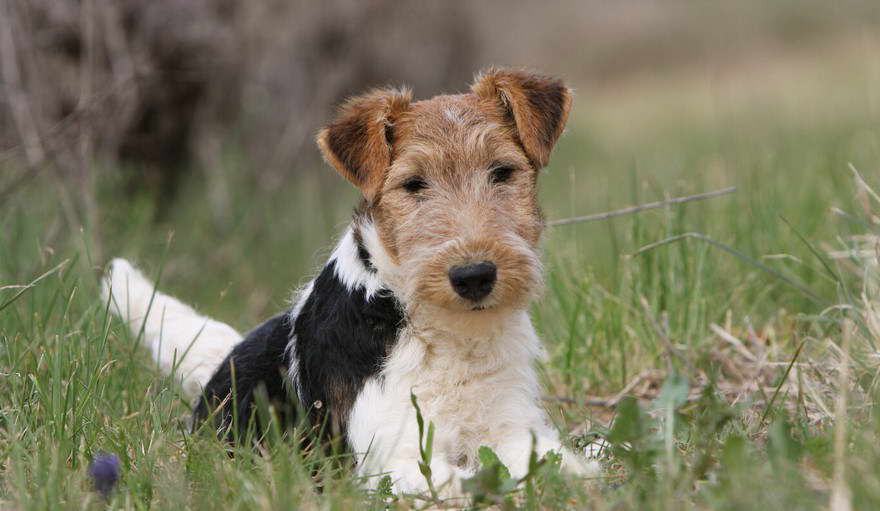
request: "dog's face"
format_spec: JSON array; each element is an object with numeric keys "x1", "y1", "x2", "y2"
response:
[{"x1": 318, "y1": 69, "x2": 572, "y2": 314}]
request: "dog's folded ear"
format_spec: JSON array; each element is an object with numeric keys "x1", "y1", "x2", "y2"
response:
[
  {"x1": 472, "y1": 68, "x2": 572, "y2": 169},
  {"x1": 317, "y1": 88, "x2": 412, "y2": 201}
]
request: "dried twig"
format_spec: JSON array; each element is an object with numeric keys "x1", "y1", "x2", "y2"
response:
[
  {"x1": 830, "y1": 321, "x2": 853, "y2": 511},
  {"x1": 849, "y1": 163, "x2": 880, "y2": 205},
  {"x1": 545, "y1": 369, "x2": 664, "y2": 408},
  {"x1": 604, "y1": 369, "x2": 664, "y2": 407},
  {"x1": 547, "y1": 186, "x2": 736, "y2": 227},
  {"x1": 545, "y1": 395, "x2": 625, "y2": 409},
  {"x1": 710, "y1": 323, "x2": 757, "y2": 362}
]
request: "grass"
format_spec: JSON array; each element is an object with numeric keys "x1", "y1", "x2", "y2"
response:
[{"x1": 2, "y1": 46, "x2": 880, "y2": 509}]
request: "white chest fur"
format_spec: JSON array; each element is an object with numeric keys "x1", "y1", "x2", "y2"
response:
[{"x1": 346, "y1": 309, "x2": 586, "y2": 494}]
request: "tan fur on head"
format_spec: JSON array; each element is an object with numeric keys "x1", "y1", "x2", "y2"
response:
[{"x1": 318, "y1": 69, "x2": 572, "y2": 316}]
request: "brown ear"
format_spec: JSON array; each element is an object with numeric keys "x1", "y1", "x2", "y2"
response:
[
  {"x1": 317, "y1": 88, "x2": 412, "y2": 200},
  {"x1": 472, "y1": 69, "x2": 572, "y2": 169}
]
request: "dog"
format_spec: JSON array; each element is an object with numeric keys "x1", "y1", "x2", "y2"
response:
[{"x1": 101, "y1": 68, "x2": 597, "y2": 496}]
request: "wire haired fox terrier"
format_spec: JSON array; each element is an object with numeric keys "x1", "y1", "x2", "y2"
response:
[{"x1": 102, "y1": 68, "x2": 598, "y2": 496}]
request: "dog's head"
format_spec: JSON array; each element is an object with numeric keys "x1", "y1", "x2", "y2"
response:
[{"x1": 317, "y1": 69, "x2": 572, "y2": 316}]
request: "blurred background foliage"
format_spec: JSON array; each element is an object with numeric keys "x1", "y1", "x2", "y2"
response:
[{"x1": 3, "y1": 0, "x2": 879, "y2": 198}]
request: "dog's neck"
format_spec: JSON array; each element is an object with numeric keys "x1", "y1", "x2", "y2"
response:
[{"x1": 325, "y1": 223, "x2": 386, "y2": 301}]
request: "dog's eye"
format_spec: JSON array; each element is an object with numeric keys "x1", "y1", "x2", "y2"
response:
[
  {"x1": 489, "y1": 166, "x2": 516, "y2": 185},
  {"x1": 403, "y1": 176, "x2": 428, "y2": 194}
]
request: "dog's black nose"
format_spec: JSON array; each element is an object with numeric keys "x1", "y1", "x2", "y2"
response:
[{"x1": 448, "y1": 262, "x2": 497, "y2": 302}]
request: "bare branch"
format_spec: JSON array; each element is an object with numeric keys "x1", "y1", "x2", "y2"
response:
[
  {"x1": 0, "y1": 0, "x2": 46, "y2": 167},
  {"x1": 547, "y1": 186, "x2": 737, "y2": 227},
  {"x1": 78, "y1": 0, "x2": 102, "y2": 259},
  {"x1": 0, "y1": 73, "x2": 138, "y2": 161},
  {"x1": 0, "y1": 73, "x2": 139, "y2": 202}
]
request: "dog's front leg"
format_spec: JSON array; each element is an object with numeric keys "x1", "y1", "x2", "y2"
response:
[
  {"x1": 358, "y1": 436, "x2": 469, "y2": 497},
  {"x1": 493, "y1": 427, "x2": 597, "y2": 480},
  {"x1": 349, "y1": 380, "x2": 467, "y2": 497}
]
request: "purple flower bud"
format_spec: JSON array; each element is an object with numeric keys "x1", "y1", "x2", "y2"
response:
[{"x1": 88, "y1": 453, "x2": 120, "y2": 499}]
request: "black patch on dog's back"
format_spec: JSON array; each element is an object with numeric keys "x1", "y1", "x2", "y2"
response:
[
  {"x1": 192, "y1": 313, "x2": 294, "y2": 440},
  {"x1": 294, "y1": 260, "x2": 403, "y2": 439},
  {"x1": 191, "y1": 257, "x2": 404, "y2": 446}
]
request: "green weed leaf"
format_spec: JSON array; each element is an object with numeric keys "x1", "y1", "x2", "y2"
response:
[
  {"x1": 462, "y1": 446, "x2": 517, "y2": 505},
  {"x1": 654, "y1": 370, "x2": 690, "y2": 413}
]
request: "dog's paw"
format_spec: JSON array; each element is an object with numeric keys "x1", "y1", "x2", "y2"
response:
[
  {"x1": 386, "y1": 458, "x2": 467, "y2": 497},
  {"x1": 560, "y1": 447, "x2": 602, "y2": 477}
]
